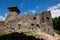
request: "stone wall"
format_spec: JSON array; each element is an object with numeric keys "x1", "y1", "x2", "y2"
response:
[
  {"x1": 0, "y1": 11, "x2": 54, "y2": 35},
  {"x1": 5, "y1": 11, "x2": 18, "y2": 25},
  {"x1": 0, "y1": 21, "x2": 6, "y2": 32},
  {"x1": 40, "y1": 11, "x2": 54, "y2": 35}
]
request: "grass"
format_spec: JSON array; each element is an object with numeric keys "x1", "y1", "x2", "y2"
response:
[
  {"x1": 20, "y1": 31, "x2": 40, "y2": 38},
  {"x1": 20, "y1": 31, "x2": 35, "y2": 36},
  {"x1": 0, "y1": 32, "x2": 6, "y2": 36},
  {"x1": 0, "y1": 31, "x2": 39, "y2": 37},
  {"x1": 0, "y1": 31, "x2": 34, "y2": 36}
]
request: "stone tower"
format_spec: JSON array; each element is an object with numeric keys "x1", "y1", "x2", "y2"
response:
[
  {"x1": 5, "y1": 5, "x2": 20, "y2": 25},
  {"x1": 40, "y1": 11, "x2": 54, "y2": 35}
]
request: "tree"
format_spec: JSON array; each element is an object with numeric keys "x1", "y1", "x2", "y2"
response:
[{"x1": 53, "y1": 16, "x2": 60, "y2": 34}]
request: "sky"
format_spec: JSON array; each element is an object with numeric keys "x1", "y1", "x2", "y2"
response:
[{"x1": 0, "y1": 0, "x2": 60, "y2": 21}]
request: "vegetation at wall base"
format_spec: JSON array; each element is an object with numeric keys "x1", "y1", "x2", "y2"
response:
[
  {"x1": 53, "y1": 16, "x2": 60, "y2": 34},
  {"x1": 0, "y1": 32, "x2": 42, "y2": 40}
]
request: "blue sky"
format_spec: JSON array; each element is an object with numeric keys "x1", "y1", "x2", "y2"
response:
[{"x1": 0, "y1": 0, "x2": 60, "y2": 21}]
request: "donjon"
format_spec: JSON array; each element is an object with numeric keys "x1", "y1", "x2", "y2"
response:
[{"x1": 0, "y1": 5, "x2": 54, "y2": 35}]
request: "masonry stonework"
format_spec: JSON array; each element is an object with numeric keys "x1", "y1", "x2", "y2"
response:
[{"x1": 0, "y1": 5, "x2": 54, "y2": 35}]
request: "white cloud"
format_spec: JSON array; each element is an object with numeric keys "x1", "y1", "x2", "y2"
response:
[
  {"x1": 36, "y1": 6, "x2": 39, "y2": 9},
  {"x1": 47, "y1": 4, "x2": 60, "y2": 18},
  {"x1": 24, "y1": 6, "x2": 39, "y2": 14},
  {"x1": 24, "y1": 12, "x2": 27, "y2": 14},
  {"x1": 0, "y1": 16, "x2": 5, "y2": 21},
  {"x1": 5, "y1": 13, "x2": 8, "y2": 18},
  {"x1": 51, "y1": 9, "x2": 60, "y2": 18},
  {"x1": 32, "y1": 10, "x2": 36, "y2": 13},
  {"x1": 47, "y1": 4, "x2": 60, "y2": 11},
  {"x1": 0, "y1": 13, "x2": 8, "y2": 21},
  {"x1": 25, "y1": 9, "x2": 37, "y2": 15}
]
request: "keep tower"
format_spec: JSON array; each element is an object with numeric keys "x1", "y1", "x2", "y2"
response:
[{"x1": 5, "y1": 5, "x2": 20, "y2": 25}]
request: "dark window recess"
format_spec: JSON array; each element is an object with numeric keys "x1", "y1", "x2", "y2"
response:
[
  {"x1": 46, "y1": 17, "x2": 49, "y2": 20},
  {"x1": 36, "y1": 24, "x2": 39, "y2": 26},
  {"x1": 7, "y1": 27, "x2": 8, "y2": 28},
  {"x1": 48, "y1": 28, "x2": 49, "y2": 31},
  {"x1": 33, "y1": 17, "x2": 36, "y2": 20},
  {"x1": 36, "y1": 24, "x2": 40, "y2": 28},
  {"x1": 35, "y1": 14, "x2": 37, "y2": 15},
  {"x1": 31, "y1": 24, "x2": 34, "y2": 26},
  {"x1": 18, "y1": 24, "x2": 21, "y2": 26},
  {"x1": 42, "y1": 18, "x2": 44, "y2": 20},
  {"x1": 17, "y1": 17, "x2": 18, "y2": 19}
]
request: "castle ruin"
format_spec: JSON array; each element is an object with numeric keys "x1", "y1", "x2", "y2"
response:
[{"x1": 0, "y1": 5, "x2": 54, "y2": 35}]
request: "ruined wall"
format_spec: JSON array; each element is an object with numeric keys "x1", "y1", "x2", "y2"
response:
[
  {"x1": 0, "y1": 11, "x2": 54, "y2": 35},
  {"x1": 17, "y1": 14, "x2": 40, "y2": 32},
  {"x1": 15, "y1": 11, "x2": 54, "y2": 35},
  {"x1": 40, "y1": 11, "x2": 54, "y2": 35},
  {"x1": 0, "y1": 21, "x2": 6, "y2": 32}
]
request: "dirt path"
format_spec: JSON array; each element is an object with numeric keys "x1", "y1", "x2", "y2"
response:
[
  {"x1": 35, "y1": 31, "x2": 60, "y2": 40},
  {"x1": 54, "y1": 33, "x2": 60, "y2": 40}
]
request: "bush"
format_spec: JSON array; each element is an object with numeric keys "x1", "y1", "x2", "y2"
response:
[{"x1": 53, "y1": 16, "x2": 60, "y2": 34}]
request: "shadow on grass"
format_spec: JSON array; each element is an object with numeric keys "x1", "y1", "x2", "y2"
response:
[{"x1": 0, "y1": 32, "x2": 44, "y2": 40}]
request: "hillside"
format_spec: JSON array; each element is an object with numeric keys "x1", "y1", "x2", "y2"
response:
[{"x1": 0, "y1": 31, "x2": 60, "y2": 40}]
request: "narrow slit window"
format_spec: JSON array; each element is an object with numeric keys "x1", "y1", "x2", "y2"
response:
[
  {"x1": 19, "y1": 27, "x2": 20, "y2": 29},
  {"x1": 48, "y1": 28, "x2": 49, "y2": 31},
  {"x1": 42, "y1": 18, "x2": 44, "y2": 20}
]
